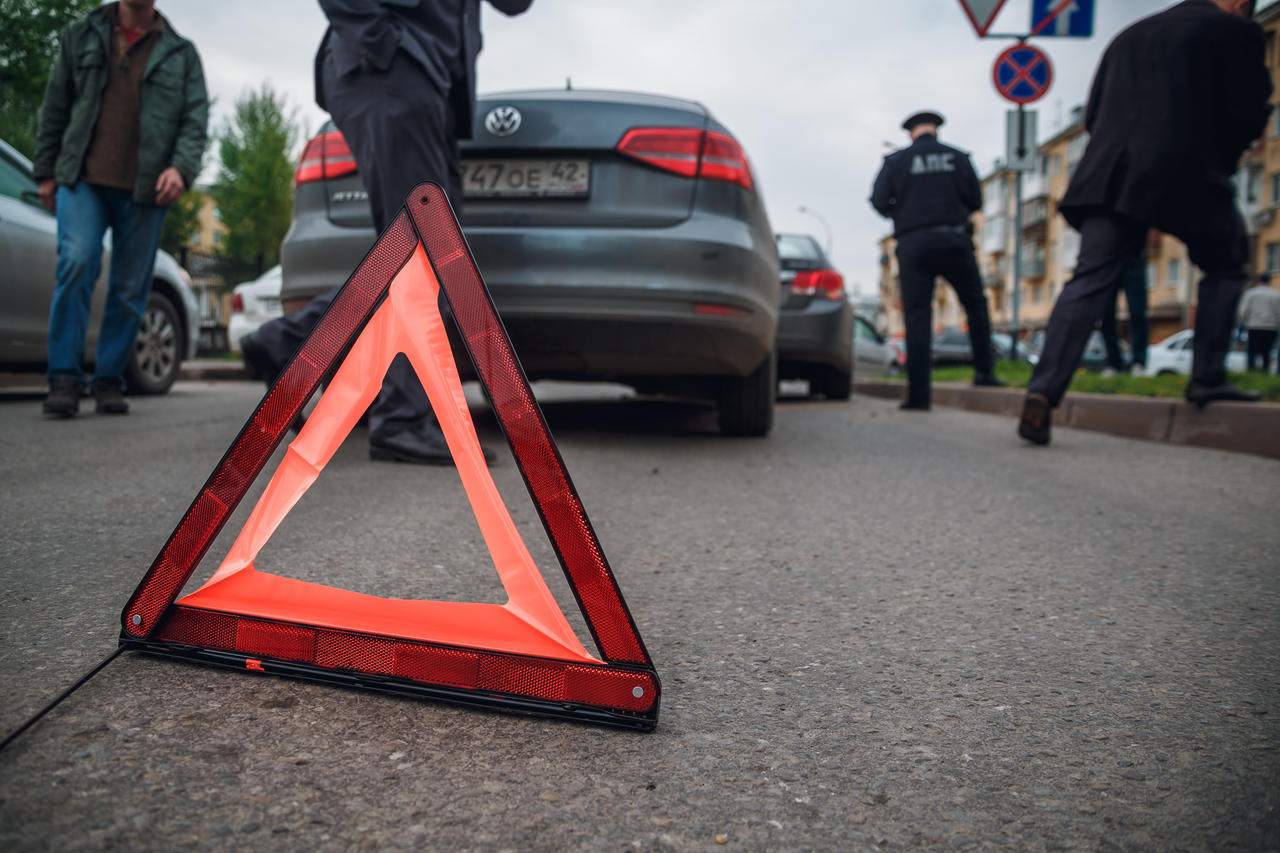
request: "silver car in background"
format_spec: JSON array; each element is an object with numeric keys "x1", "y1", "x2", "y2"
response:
[
  {"x1": 0, "y1": 138, "x2": 199, "y2": 393},
  {"x1": 281, "y1": 89, "x2": 780, "y2": 435}
]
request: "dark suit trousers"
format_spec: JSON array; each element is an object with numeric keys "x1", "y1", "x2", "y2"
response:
[
  {"x1": 256, "y1": 50, "x2": 466, "y2": 441},
  {"x1": 1028, "y1": 211, "x2": 1248, "y2": 406},
  {"x1": 896, "y1": 229, "x2": 994, "y2": 407}
]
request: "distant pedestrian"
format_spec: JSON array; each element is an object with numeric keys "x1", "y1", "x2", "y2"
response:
[
  {"x1": 240, "y1": 0, "x2": 532, "y2": 465},
  {"x1": 34, "y1": 0, "x2": 208, "y2": 417},
  {"x1": 1019, "y1": 0, "x2": 1270, "y2": 445},
  {"x1": 1100, "y1": 257, "x2": 1150, "y2": 376},
  {"x1": 1238, "y1": 274, "x2": 1280, "y2": 372},
  {"x1": 870, "y1": 111, "x2": 1005, "y2": 411}
]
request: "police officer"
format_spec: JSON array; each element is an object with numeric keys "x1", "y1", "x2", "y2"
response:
[{"x1": 871, "y1": 111, "x2": 1004, "y2": 410}]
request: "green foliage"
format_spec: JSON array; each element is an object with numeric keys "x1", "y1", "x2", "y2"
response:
[
  {"x1": 159, "y1": 188, "x2": 203, "y2": 258},
  {"x1": 211, "y1": 84, "x2": 297, "y2": 269},
  {"x1": 0, "y1": 0, "x2": 99, "y2": 158},
  {"x1": 925, "y1": 361, "x2": 1280, "y2": 402}
]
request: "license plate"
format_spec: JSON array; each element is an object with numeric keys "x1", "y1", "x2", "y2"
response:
[{"x1": 463, "y1": 159, "x2": 590, "y2": 198}]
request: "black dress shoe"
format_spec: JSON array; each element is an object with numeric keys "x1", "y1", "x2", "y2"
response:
[
  {"x1": 973, "y1": 372, "x2": 1008, "y2": 388},
  {"x1": 1017, "y1": 393, "x2": 1051, "y2": 445},
  {"x1": 369, "y1": 422, "x2": 498, "y2": 466},
  {"x1": 899, "y1": 400, "x2": 930, "y2": 411},
  {"x1": 1184, "y1": 381, "x2": 1262, "y2": 408},
  {"x1": 239, "y1": 332, "x2": 283, "y2": 385}
]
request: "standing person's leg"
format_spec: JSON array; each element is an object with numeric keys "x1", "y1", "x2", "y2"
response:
[
  {"x1": 1121, "y1": 259, "x2": 1149, "y2": 369},
  {"x1": 1179, "y1": 209, "x2": 1255, "y2": 402},
  {"x1": 92, "y1": 188, "x2": 167, "y2": 411},
  {"x1": 243, "y1": 286, "x2": 340, "y2": 383},
  {"x1": 45, "y1": 182, "x2": 111, "y2": 416},
  {"x1": 1246, "y1": 329, "x2": 1266, "y2": 371},
  {"x1": 937, "y1": 233, "x2": 1000, "y2": 383},
  {"x1": 1099, "y1": 286, "x2": 1124, "y2": 371},
  {"x1": 1260, "y1": 330, "x2": 1278, "y2": 373},
  {"x1": 1025, "y1": 213, "x2": 1146, "y2": 407},
  {"x1": 895, "y1": 234, "x2": 937, "y2": 409}
]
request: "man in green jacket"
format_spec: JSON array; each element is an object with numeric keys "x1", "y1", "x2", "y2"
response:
[{"x1": 33, "y1": 0, "x2": 207, "y2": 417}]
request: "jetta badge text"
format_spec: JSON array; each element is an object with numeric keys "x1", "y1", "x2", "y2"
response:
[{"x1": 485, "y1": 106, "x2": 522, "y2": 138}]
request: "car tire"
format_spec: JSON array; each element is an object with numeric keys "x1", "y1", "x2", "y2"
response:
[
  {"x1": 718, "y1": 350, "x2": 775, "y2": 437},
  {"x1": 124, "y1": 290, "x2": 183, "y2": 395},
  {"x1": 821, "y1": 366, "x2": 852, "y2": 401},
  {"x1": 1156, "y1": 369, "x2": 1178, "y2": 377}
]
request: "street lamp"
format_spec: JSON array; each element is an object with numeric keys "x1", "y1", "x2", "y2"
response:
[{"x1": 798, "y1": 206, "x2": 834, "y2": 257}]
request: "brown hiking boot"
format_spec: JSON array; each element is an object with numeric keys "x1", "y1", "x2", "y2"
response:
[
  {"x1": 92, "y1": 380, "x2": 129, "y2": 414},
  {"x1": 43, "y1": 377, "x2": 83, "y2": 418}
]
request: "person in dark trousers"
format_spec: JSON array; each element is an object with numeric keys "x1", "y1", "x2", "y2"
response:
[
  {"x1": 1238, "y1": 274, "x2": 1280, "y2": 371},
  {"x1": 1099, "y1": 257, "x2": 1150, "y2": 375},
  {"x1": 1019, "y1": 0, "x2": 1271, "y2": 445},
  {"x1": 871, "y1": 110, "x2": 1005, "y2": 411},
  {"x1": 34, "y1": 0, "x2": 207, "y2": 418},
  {"x1": 241, "y1": 0, "x2": 532, "y2": 465}
]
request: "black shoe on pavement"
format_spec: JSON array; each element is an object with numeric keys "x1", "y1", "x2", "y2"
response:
[
  {"x1": 92, "y1": 379, "x2": 129, "y2": 414},
  {"x1": 240, "y1": 332, "x2": 283, "y2": 386},
  {"x1": 1018, "y1": 393, "x2": 1051, "y2": 445},
  {"x1": 973, "y1": 372, "x2": 1008, "y2": 388},
  {"x1": 899, "y1": 400, "x2": 930, "y2": 411},
  {"x1": 1184, "y1": 381, "x2": 1262, "y2": 408},
  {"x1": 369, "y1": 422, "x2": 498, "y2": 466},
  {"x1": 43, "y1": 376, "x2": 83, "y2": 418}
]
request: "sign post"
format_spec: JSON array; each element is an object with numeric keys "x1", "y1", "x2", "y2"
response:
[{"x1": 1005, "y1": 109, "x2": 1038, "y2": 362}]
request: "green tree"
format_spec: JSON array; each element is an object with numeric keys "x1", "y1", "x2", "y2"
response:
[
  {"x1": 211, "y1": 84, "x2": 297, "y2": 270},
  {"x1": 159, "y1": 188, "x2": 203, "y2": 258},
  {"x1": 0, "y1": 0, "x2": 99, "y2": 158}
]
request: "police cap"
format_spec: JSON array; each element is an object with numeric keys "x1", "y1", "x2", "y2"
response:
[{"x1": 902, "y1": 111, "x2": 945, "y2": 131}]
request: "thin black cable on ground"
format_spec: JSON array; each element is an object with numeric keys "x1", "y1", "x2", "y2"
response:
[{"x1": 0, "y1": 646, "x2": 126, "y2": 752}]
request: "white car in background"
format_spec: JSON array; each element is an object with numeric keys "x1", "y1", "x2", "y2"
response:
[
  {"x1": 1143, "y1": 329, "x2": 1248, "y2": 376},
  {"x1": 228, "y1": 265, "x2": 282, "y2": 353}
]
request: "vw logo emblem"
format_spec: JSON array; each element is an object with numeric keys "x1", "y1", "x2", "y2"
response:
[{"x1": 484, "y1": 106, "x2": 522, "y2": 138}]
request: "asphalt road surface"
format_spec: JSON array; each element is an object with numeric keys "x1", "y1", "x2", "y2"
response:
[{"x1": 1, "y1": 380, "x2": 1277, "y2": 852}]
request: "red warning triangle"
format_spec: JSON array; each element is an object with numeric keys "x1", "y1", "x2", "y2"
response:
[{"x1": 119, "y1": 183, "x2": 659, "y2": 730}]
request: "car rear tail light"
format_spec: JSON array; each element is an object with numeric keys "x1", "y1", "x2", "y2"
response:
[
  {"x1": 790, "y1": 269, "x2": 845, "y2": 300},
  {"x1": 616, "y1": 128, "x2": 754, "y2": 190},
  {"x1": 231, "y1": 293, "x2": 244, "y2": 313},
  {"x1": 295, "y1": 131, "x2": 358, "y2": 185}
]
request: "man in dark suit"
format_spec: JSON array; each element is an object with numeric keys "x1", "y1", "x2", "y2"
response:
[
  {"x1": 871, "y1": 111, "x2": 1004, "y2": 411},
  {"x1": 1018, "y1": 0, "x2": 1271, "y2": 445},
  {"x1": 241, "y1": 0, "x2": 532, "y2": 464}
]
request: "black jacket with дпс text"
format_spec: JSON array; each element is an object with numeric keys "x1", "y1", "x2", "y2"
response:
[{"x1": 870, "y1": 134, "x2": 982, "y2": 238}]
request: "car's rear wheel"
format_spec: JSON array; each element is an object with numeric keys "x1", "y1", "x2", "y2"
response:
[
  {"x1": 125, "y1": 290, "x2": 182, "y2": 395},
  {"x1": 821, "y1": 366, "x2": 852, "y2": 401},
  {"x1": 718, "y1": 351, "x2": 775, "y2": 436}
]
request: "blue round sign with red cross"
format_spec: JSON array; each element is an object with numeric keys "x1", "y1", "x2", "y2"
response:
[{"x1": 992, "y1": 44, "x2": 1053, "y2": 105}]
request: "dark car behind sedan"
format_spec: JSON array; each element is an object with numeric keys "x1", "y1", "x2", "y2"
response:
[
  {"x1": 774, "y1": 233, "x2": 853, "y2": 399},
  {"x1": 281, "y1": 89, "x2": 779, "y2": 435}
]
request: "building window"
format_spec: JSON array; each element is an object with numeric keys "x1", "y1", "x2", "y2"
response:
[
  {"x1": 1247, "y1": 167, "x2": 1262, "y2": 204},
  {"x1": 1168, "y1": 258, "x2": 1182, "y2": 291},
  {"x1": 1267, "y1": 242, "x2": 1280, "y2": 274},
  {"x1": 1147, "y1": 263, "x2": 1158, "y2": 291},
  {"x1": 213, "y1": 231, "x2": 223, "y2": 246}
]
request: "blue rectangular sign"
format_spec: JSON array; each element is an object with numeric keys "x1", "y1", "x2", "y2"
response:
[{"x1": 1031, "y1": 0, "x2": 1094, "y2": 37}]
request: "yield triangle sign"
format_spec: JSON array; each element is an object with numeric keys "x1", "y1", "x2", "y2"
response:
[
  {"x1": 118, "y1": 183, "x2": 660, "y2": 730},
  {"x1": 957, "y1": 0, "x2": 1009, "y2": 37}
]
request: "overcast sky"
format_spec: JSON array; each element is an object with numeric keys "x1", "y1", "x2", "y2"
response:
[{"x1": 159, "y1": 0, "x2": 1254, "y2": 295}]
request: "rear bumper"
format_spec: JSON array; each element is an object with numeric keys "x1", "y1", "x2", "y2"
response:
[
  {"x1": 777, "y1": 296, "x2": 852, "y2": 374},
  {"x1": 281, "y1": 213, "x2": 778, "y2": 380}
]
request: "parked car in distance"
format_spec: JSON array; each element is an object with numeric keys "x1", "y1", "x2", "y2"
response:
[
  {"x1": 930, "y1": 328, "x2": 1023, "y2": 366},
  {"x1": 1024, "y1": 329, "x2": 1127, "y2": 372},
  {"x1": 228, "y1": 265, "x2": 283, "y2": 354},
  {"x1": 281, "y1": 90, "x2": 780, "y2": 435},
  {"x1": 774, "y1": 233, "x2": 853, "y2": 399},
  {"x1": 0, "y1": 137, "x2": 198, "y2": 393},
  {"x1": 1142, "y1": 329, "x2": 1248, "y2": 376},
  {"x1": 852, "y1": 314, "x2": 896, "y2": 377}
]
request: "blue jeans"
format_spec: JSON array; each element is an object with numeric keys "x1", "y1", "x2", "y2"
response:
[{"x1": 47, "y1": 182, "x2": 167, "y2": 388}]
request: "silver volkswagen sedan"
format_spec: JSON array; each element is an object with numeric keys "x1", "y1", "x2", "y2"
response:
[
  {"x1": 280, "y1": 89, "x2": 780, "y2": 435},
  {"x1": 0, "y1": 137, "x2": 199, "y2": 393}
]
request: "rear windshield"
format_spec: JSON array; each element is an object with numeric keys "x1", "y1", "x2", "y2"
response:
[{"x1": 776, "y1": 235, "x2": 822, "y2": 262}]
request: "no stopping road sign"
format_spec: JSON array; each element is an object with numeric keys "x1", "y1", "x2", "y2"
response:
[{"x1": 993, "y1": 44, "x2": 1053, "y2": 105}]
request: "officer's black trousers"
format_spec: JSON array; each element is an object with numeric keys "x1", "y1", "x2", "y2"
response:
[
  {"x1": 255, "y1": 51, "x2": 465, "y2": 442},
  {"x1": 1027, "y1": 210, "x2": 1248, "y2": 406},
  {"x1": 896, "y1": 230, "x2": 994, "y2": 407}
]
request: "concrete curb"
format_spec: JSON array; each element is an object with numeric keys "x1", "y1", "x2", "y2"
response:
[
  {"x1": 853, "y1": 380, "x2": 1280, "y2": 459},
  {"x1": 178, "y1": 359, "x2": 253, "y2": 381}
]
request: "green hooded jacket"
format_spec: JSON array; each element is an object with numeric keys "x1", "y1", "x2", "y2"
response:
[{"x1": 32, "y1": 3, "x2": 208, "y2": 205}]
